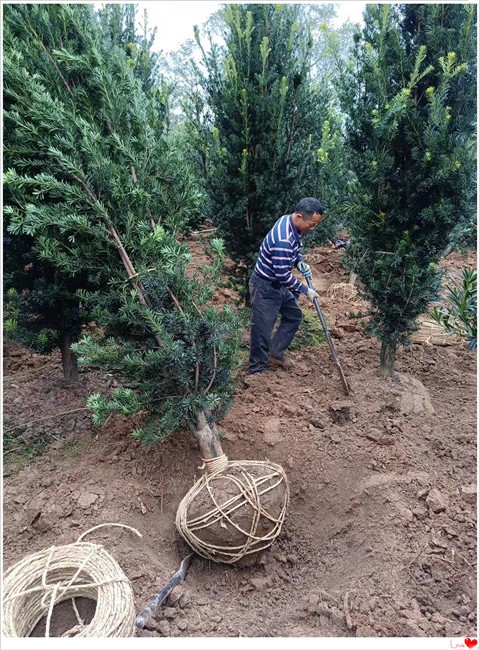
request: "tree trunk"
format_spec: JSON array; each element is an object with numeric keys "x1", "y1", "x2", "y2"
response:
[
  {"x1": 193, "y1": 410, "x2": 224, "y2": 460},
  {"x1": 245, "y1": 283, "x2": 252, "y2": 308},
  {"x1": 379, "y1": 338, "x2": 397, "y2": 378},
  {"x1": 441, "y1": 243, "x2": 454, "y2": 259},
  {"x1": 60, "y1": 331, "x2": 79, "y2": 384}
]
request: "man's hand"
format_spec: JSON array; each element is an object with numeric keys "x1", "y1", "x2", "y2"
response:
[
  {"x1": 297, "y1": 260, "x2": 312, "y2": 281},
  {"x1": 306, "y1": 287, "x2": 319, "y2": 302}
]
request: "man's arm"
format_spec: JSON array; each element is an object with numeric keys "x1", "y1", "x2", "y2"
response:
[
  {"x1": 271, "y1": 241, "x2": 308, "y2": 294},
  {"x1": 295, "y1": 244, "x2": 312, "y2": 280}
]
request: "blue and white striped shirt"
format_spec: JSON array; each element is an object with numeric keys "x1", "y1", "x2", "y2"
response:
[{"x1": 254, "y1": 214, "x2": 307, "y2": 294}]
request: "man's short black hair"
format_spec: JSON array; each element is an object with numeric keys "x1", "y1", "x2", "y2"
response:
[{"x1": 295, "y1": 197, "x2": 324, "y2": 219}]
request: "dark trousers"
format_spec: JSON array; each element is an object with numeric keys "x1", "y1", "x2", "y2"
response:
[{"x1": 248, "y1": 272, "x2": 302, "y2": 373}]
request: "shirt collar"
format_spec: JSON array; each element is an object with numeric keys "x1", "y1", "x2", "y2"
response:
[{"x1": 289, "y1": 214, "x2": 301, "y2": 241}]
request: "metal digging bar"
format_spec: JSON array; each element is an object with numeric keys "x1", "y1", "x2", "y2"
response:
[{"x1": 306, "y1": 277, "x2": 351, "y2": 396}]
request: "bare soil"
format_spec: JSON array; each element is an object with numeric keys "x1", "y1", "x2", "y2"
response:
[{"x1": 2, "y1": 244, "x2": 477, "y2": 639}]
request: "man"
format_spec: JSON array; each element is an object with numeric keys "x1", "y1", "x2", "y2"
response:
[{"x1": 249, "y1": 197, "x2": 324, "y2": 374}]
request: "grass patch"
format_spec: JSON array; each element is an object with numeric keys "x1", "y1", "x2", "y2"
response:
[
  {"x1": 289, "y1": 308, "x2": 327, "y2": 351},
  {"x1": 4, "y1": 432, "x2": 83, "y2": 470},
  {"x1": 63, "y1": 440, "x2": 83, "y2": 457},
  {"x1": 3, "y1": 430, "x2": 50, "y2": 469},
  {"x1": 238, "y1": 306, "x2": 328, "y2": 362}
]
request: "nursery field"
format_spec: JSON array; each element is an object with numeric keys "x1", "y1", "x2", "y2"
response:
[{"x1": 3, "y1": 242, "x2": 477, "y2": 639}]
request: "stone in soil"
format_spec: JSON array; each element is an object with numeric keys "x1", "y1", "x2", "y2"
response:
[{"x1": 426, "y1": 488, "x2": 448, "y2": 513}]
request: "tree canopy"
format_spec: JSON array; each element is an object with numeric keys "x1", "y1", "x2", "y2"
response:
[
  {"x1": 4, "y1": 3, "x2": 242, "y2": 454},
  {"x1": 338, "y1": 3, "x2": 476, "y2": 375}
]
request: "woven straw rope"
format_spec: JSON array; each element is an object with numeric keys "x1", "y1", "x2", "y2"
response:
[
  {"x1": 411, "y1": 318, "x2": 461, "y2": 346},
  {"x1": 326, "y1": 282, "x2": 359, "y2": 301},
  {"x1": 324, "y1": 285, "x2": 462, "y2": 347},
  {"x1": 176, "y1": 459, "x2": 289, "y2": 564},
  {"x1": 3, "y1": 523, "x2": 140, "y2": 638}
]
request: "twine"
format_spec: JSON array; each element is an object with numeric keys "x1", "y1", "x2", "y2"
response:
[
  {"x1": 198, "y1": 454, "x2": 228, "y2": 474},
  {"x1": 411, "y1": 318, "x2": 461, "y2": 346},
  {"x1": 326, "y1": 282, "x2": 358, "y2": 301},
  {"x1": 2, "y1": 523, "x2": 141, "y2": 638},
  {"x1": 176, "y1": 459, "x2": 289, "y2": 564}
]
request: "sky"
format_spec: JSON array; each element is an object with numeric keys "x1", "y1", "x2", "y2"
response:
[{"x1": 127, "y1": 1, "x2": 367, "y2": 53}]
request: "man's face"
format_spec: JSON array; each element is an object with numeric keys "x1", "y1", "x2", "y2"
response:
[{"x1": 296, "y1": 212, "x2": 324, "y2": 234}]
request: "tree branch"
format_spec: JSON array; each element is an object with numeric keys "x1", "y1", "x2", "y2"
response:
[
  {"x1": 205, "y1": 346, "x2": 217, "y2": 393},
  {"x1": 130, "y1": 165, "x2": 138, "y2": 184},
  {"x1": 167, "y1": 287, "x2": 185, "y2": 315}
]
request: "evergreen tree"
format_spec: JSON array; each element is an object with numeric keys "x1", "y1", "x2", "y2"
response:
[
  {"x1": 3, "y1": 3, "x2": 172, "y2": 383},
  {"x1": 303, "y1": 103, "x2": 355, "y2": 249},
  {"x1": 97, "y1": 4, "x2": 166, "y2": 98},
  {"x1": 4, "y1": 265, "x2": 86, "y2": 384},
  {"x1": 97, "y1": 3, "x2": 175, "y2": 150},
  {"x1": 4, "y1": 4, "x2": 241, "y2": 457},
  {"x1": 400, "y1": 3, "x2": 477, "y2": 253},
  {"x1": 166, "y1": 4, "x2": 357, "y2": 241},
  {"x1": 3, "y1": 181, "x2": 86, "y2": 384},
  {"x1": 3, "y1": 4, "x2": 96, "y2": 382},
  {"x1": 337, "y1": 3, "x2": 476, "y2": 376},
  {"x1": 193, "y1": 4, "x2": 328, "y2": 284},
  {"x1": 300, "y1": 6, "x2": 362, "y2": 248}
]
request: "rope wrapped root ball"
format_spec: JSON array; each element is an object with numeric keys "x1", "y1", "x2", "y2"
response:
[
  {"x1": 2, "y1": 524, "x2": 139, "y2": 638},
  {"x1": 176, "y1": 458, "x2": 290, "y2": 564}
]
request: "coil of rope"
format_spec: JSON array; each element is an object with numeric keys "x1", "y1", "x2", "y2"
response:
[{"x1": 2, "y1": 523, "x2": 140, "y2": 638}]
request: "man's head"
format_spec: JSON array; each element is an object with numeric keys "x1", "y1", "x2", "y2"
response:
[{"x1": 292, "y1": 197, "x2": 325, "y2": 234}]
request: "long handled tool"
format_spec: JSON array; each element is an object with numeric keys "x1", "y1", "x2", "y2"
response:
[
  {"x1": 135, "y1": 553, "x2": 194, "y2": 629},
  {"x1": 306, "y1": 277, "x2": 351, "y2": 396}
]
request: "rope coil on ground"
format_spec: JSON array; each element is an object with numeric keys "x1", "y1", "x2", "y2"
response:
[
  {"x1": 176, "y1": 459, "x2": 289, "y2": 564},
  {"x1": 2, "y1": 523, "x2": 140, "y2": 638},
  {"x1": 411, "y1": 317, "x2": 462, "y2": 346},
  {"x1": 326, "y1": 282, "x2": 358, "y2": 301}
]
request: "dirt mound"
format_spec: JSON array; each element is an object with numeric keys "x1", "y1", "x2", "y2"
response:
[{"x1": 3, "y1": 244, "x2": 476, "y2": 639}]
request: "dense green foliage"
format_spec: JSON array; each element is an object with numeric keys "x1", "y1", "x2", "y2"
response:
[
  {"x1": 3, "y1": 5, "x2": 97, "y2": 380},
  {"x1": 337, "y1": 3, "x2": 477, "y2": 375},
  {"x1": 163, "y1": 5, "x2": 359, "y2": 242},
  {"x1": 192, "y1": 4, "x2": 332, "y2": 279},
  {"x1": 432, "y1": 268, "x2": 477, "y2": 351},
  {"x1": 73, "y1": 232, "x2": 242, "y2": 444},
  {"x1": 98, "y1": 3, "x2": 162, "y2": 93},
  {"x1": 3, "y1": 1, "x2": 475, "y2": 446},
  {"x1": 4, "y1": 3, "x2": 241, "y2": 444},
  {"x1": 3, "y1": 3, "x2": 172, "y2": 381}
]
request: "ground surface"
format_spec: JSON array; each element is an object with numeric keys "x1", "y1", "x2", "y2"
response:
[{"x1": 3, "y1": 244, "x2": 477, "y2": 639}]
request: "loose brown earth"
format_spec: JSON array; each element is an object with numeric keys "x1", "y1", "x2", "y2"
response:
[{"x1": 3, "y1": 244, "x2": 477, "y2": 639}]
